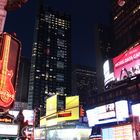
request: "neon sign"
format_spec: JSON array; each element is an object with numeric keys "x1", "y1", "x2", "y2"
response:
[{"x1": 0, "y1": 34, "x2": 15, "y2": 109}]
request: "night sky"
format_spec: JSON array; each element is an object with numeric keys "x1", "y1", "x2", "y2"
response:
[{"x1": 5, "y1": 0, "x2": 111, "y2": 68}]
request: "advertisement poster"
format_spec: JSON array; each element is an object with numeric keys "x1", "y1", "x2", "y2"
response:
[{"x1": 113, "y1": 44, "x2": 140, "y2": 81}]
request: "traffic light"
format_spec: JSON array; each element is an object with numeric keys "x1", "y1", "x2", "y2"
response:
[{"x1": 80, "y1": 105, "x2": 85, "y2": 117}]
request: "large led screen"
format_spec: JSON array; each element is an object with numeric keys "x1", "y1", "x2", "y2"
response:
[
  {"x1": 113, "y1": 44, "x2": 140, "y2": 81},
  {"x1": 86, "y1": 100, "x2": 129, "y2": 127},
  {"x1": 0, "y1": 124, "x2": 19, "y2": 136},
  {"x1": 103, "y1": 60, "x2": 115, "y2": 86},
  {"x1": 46, "y1": 95, "x2": 57, "y2": 116},
  {"x1": 46, "y1": 128, "x2": 91, "y2": 140},
  {"x1": 102, "y1": 124, "x2": 133, "y2": 140},
  {"x1": 41, "y1": 95, "x2": 79, "y2": 127},
  {"x1": 34, "y1": 128, "x2": 46, "y2": 140},
  {"x1": 9, "y1": 110, "x2": 34, "y2": 125},
  {"x1": 132, "y1": 103, "x2": 140, "y2": 121}
]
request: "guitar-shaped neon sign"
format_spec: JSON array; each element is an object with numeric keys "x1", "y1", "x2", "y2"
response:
[{"x1": 0, "y1": 34, "x2": 15, "y2": 109}]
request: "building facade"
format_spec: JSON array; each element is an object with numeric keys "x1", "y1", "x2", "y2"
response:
[
  {"x1": 112, "y1": 0, "x2": 140, "y2": 57},
  {"x1": 28, "y1": 2, "x2": 71, "y2": 116},
  {"x1": 72, "y1": 65, "x2": 97, "y2": 108},
  {"x1": 94, "y1": 25, "x2": 113, "y2": 93},
  {"x1": 93, "y1": 0, "x2": 140, "y2": 105},
  {"x1": 14, "y1": 56, "x2": 30, "y2": 110}
]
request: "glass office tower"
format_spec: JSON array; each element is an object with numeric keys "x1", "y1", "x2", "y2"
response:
[{"x1": 28, "y1": 3, "x2": 71, "y2": 116}]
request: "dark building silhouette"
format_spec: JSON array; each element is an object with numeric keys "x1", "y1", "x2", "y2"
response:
[
  {"x1": 72, "y1": 65, "x2": 97, "y2": 108},
  {"x1": 16, "y1": 56, "x2": 30, "y2": 102},
  {"x1": 28, "y1": 2, "x2": 71, "y2": 116},
  {"x1": 14, "y1": 56, "x2": 30, "y2": 110},
  {"x1": 94, "y1": 25, "x2": 113, "y2": 93}
]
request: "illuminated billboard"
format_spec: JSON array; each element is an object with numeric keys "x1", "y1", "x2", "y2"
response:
[
  {"x1": 113, "y1": 44, "x2": 140, "y2": 81},
  {"x1": 102, "y1": 124, "x2": 133, "y2": 140},
  {"x1": 46, "y1": 95, "x2": 57, "y2": 116},
  {"x1": 103, "y1": 59, "x2": 115, "y2": 86},
  {"x1": 9, "y1": 110, "x2": 34, "y2": 125},
  {"x1": 46, "y1": 128, "x2": 91, "y2": 140},
  {"x1": 86, "y1": 100, "x2": 129, "y2": 127},
  {"x1": 0, "y1": 124, "x2": 19, "y2": 136},
  {"x1": 132, "y1": 103, "x2": 140, "y2": 121},
  {"x1": 58, "y1": 96, "x2": 79, "y2": 122},
  {"x1": 0, "y1": 33, "x2": 21, "y2": 110},
  {"x1": 34, "y1": 128, "x2": 46, "y2": 140},
  {"x1": 41, "y1": 95, "x2": 79, "y2": 127}
]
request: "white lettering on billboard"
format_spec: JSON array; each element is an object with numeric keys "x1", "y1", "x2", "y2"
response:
[
  {"x1": 113, "y1": 45, "x2": 140, "y2": 81},
  {"x1": 86, "y1": 100, "x2": 129, "y2": 127}
]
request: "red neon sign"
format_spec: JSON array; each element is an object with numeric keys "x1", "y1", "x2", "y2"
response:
[
  {"x1": 58, "y1": 112, "x2": 72, "y2": 117},
  {"x1": 0, "y1": 34, "x2": 15, "y2": 109}
]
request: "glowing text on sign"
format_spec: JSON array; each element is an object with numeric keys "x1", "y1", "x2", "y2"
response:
[{"x1": 113, "y1": 44, "x2": 140, "y2": 81}]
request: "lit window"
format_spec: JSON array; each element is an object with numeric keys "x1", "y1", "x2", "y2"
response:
[
  {"x1": 42, "y1": 74, "x2": 45, "y2": 76},
  {"x1": 56, "y1": 74, "x2": 64, "y2": 81},
  {"x1": 56, "y1": 87, "x2": 64, "y2": 93},
  {"x1": 57, "y1": 50, "x2": 64, "y2": 58},
  {"x1": 36, "y1": 70, "x2": 40, "y2": 72},
  {"x1": 57, "y1": 39, "x2": 65, "y2": 47},
  {"x1": 57, "y1": 61, "x2": 64, "y2": 69}
]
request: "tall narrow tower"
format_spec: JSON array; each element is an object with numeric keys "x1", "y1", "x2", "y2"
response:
[{"x1": 28, "y1": 2, "x2": 72, "y2": 116}]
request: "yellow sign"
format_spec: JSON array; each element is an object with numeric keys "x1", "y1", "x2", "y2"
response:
[
  {"x1": 41, "y1": 95, "x2": 79, "y2": 127},
  {"x1": 46, "y1": 95, "x2": 57, "y2": 116},
  {"x1": 58, "y1": 96, "x2": 79, "y2": 122},
  {"x1": 0, "y1": 118, "x2": 12, "y2": 123}
]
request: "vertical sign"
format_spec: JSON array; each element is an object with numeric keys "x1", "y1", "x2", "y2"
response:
[
  {"x1": 0, "y1": 0, "x2": 7, "y2": 33},
  {"x1": 0, "y1": 33, "x2": 21, "y2": 111}
]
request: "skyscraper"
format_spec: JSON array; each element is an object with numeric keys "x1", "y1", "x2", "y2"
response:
[
  {"x1": 112, "y1": 0, "x2": 140, "y2": 57},
  {"x1": 28, "y1": 2, "x2": 71, "y2": 116}
]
